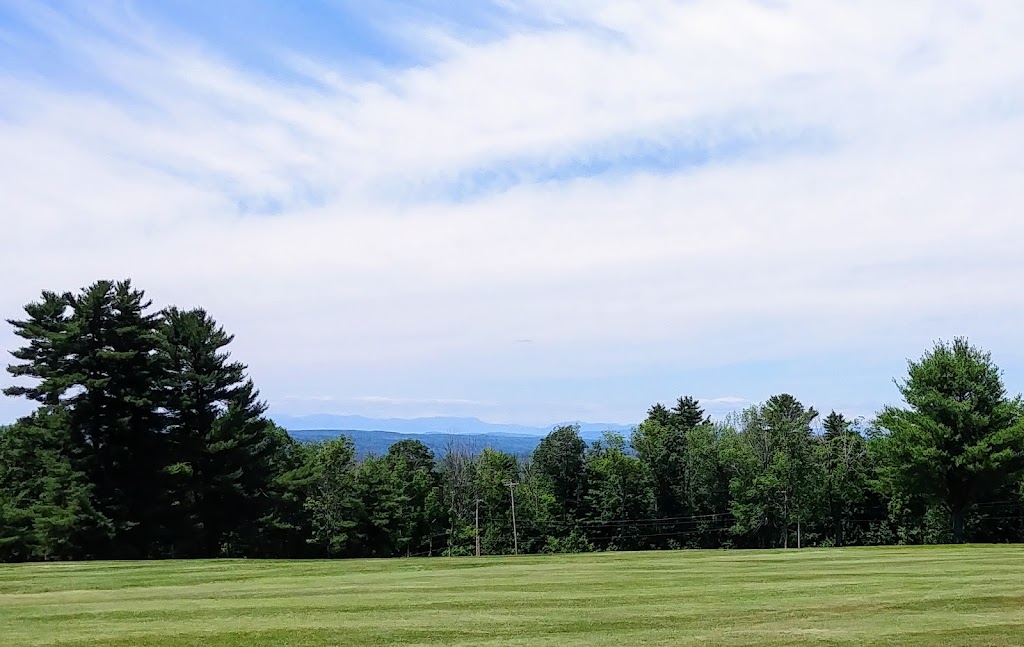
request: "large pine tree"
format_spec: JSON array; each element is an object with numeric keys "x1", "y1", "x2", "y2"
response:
[
  {"x1": 6, "y1": 280, "x2": 167, "y2": 558},
  {"x1": 161, "y1": 306, "x2": 292, "y2": 557},
  {"x1": 876, "y1": 338, "x2": 1024, "y2": 543}
]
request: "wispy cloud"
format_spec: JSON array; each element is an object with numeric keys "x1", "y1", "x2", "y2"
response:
[
  {"x1": 346, "y1": 396, "x2": 487, "y2": 406},
  {"x1": 1, "y1": 1, "x2": 1023, "y2": 424},
  {"x1": 703, "y1": 397, "x2": 749, "y2": 405}
]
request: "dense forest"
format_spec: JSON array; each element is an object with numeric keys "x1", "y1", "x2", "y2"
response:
[{"x1": 2, "y1": 280, "x2": 1023, "y2": 561}]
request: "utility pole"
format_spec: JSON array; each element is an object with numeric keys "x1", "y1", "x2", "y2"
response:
[
  {"x1": 783, "y1": 491, "x2": 789, "y2": 549},
  {"x1": 505, "y1": 481, "x2": 519, "y2": 555},
  {"x1": 475, "y1": 499, "x2": 481, "y2": 558}
]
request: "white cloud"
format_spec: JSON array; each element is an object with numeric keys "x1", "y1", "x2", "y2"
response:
[
  {"x1": 703, "y1": 397, "x2": 749, "y2": 405},
  {"x1": 2, "y1": 1, "x2": 1024, "y2": 423},
  {"x1": 344, "y1": 396, "x2": 487, "y2": 406}
]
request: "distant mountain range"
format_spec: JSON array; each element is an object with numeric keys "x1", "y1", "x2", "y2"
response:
[
  {"x1": 287, "y1": 429, "x2": 547, "y2": 457},
  {"x1": 272, "y1": 414, "x2": 634, "y2": 437},
  {"x1": 273, "y1": 414, "x2": 637, "y2": 458}
]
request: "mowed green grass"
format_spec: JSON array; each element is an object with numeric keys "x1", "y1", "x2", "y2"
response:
[{"x1": 2, "y1": 546, "x2": 1023, "y2": 646}]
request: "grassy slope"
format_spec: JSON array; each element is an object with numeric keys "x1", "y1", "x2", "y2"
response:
[{"x1": 1, "y1": 546, "x2": 1023, "y2": 646}]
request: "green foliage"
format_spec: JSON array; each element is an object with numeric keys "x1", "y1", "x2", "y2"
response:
[
  {"x1": 671, "y1": 396, "x2": 710, "y2": 431},
  {"x1": 436, "y1": 443, "x2": 477, "y2": 556},
  {"x1": 643, "y1": 396, "x2": 710, "y2": 434},
  {"x1": 305, "y1": 439, "x2": 445, "y2": 558},
  {"x1": 682, "y1": 423, "x2": 730, "y2": 547},
  {"x1": 4, "y1": 281, "x2": 1024, "y2": 560},
  {"x1": 543, "y1": 528, "x2": 593, "y2": 553},
  {"x1": 513, "y1": 461, "x2": 558, "y2": 554},
  {"x1": 584, "y1": 432, "x2": 655, "y2": 549},
  {"x1": 351, "y1": 454, "x2": 407, "y2": 556},
  {"x1": 4, "y1": 282, "x2": 167, "y2": 556},
  {"x1": 630, "y1": 397, "x2": 725, "y2": 547},
  {"x1": 6, "y1": 280, "x2": 168, "y2": 556},
  {"x1": 721, "y1": 395, "x2": 819, "y2": 547},
  {"x1": 476, "y1": 448, "x2": 520, "y2": 554},
  {"x1": 3, "y1": 282, "x2": 312, "y2": 560},
  {"x1": 306, "y1": 438, "x2": 361, "y2": 556},
  {"x1": 532, "y1": 425, "x2": 587, "y2": 520},
  {"x1": 0, "y1": 409, "x2": 111, "y2": 561},
  {"x1": 816, "y1": 412, "x2": 873, "y2": 545},
  {"x1": 632, "y1": 420, "x2": 686, "y2": 510},
  {"x1": 875, "y1": 338, "x2": 1024, "y2": 542},
  {"x1": 255, "y1": 427, "x2": 318, "y2": 557},
  {"x1": 162, "y1": 307, "x2": 291, "y2": 557},
  {"x1": 386, "y1": 440, "x2": 443, "y2": 556}
]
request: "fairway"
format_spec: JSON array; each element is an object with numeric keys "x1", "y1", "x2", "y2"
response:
[{"x1": 2, "y1": 546, "x2": 1023, "y2": 646}]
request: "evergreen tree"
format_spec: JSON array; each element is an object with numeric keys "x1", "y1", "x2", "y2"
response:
[
  {"x1": 643, "y1": 397, "x2": 709, "y2": 433},
  {"x1": 822, "y1": 410, "x2": 850, "y2": 441},
  {"x1": 0, "y1": 409, "x2": 111, "y2": 561},
  {"x1": 645, "y1": 403, "x2": 672, "y2": 428},
  {"x1": 249, "y1": 425, "x2": 318, "y2": 558},
  {"x1": 6, "y1": 280, "x2": 167, "y2": 558},
  {"x1": 875, "y1": 338, "x2": 1024, "y2": 543},
  {"x1": 816, "y1": 412, "x2": 871, "y2": 545},
  {"x1": 386, "y1": 440, "x2": 442, "y2": 556},
  {"x1": 161, "y1": 307, "x2": 289, "y2": 556},
  {"x1": 671, "y1": 396, "x2": 710, "y2": 431},
  {"x1": 351, "y1": 454, "x2": 406, "y2": 557},
  {"x1": 633, "y1": 396, "x2": 709, "y2": 545},
  {"x1": 632, "y1": 420, "x2": 687, "y2": 507},
  {"x1": 7, "y1": 282, "x2": 1024, "y2": 560},
  {"x1": 532, "y1": 425, "x2": 587, "y2": 520}
]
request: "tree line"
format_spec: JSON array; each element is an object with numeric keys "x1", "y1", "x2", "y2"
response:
[{"x1": 2, "y1": 280, "x2": 1023, "y2": 561}]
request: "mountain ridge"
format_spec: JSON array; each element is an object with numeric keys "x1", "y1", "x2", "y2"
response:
[
  {"x1": 287, "y1": 429, "x2": 556, "y2": 457},
  {"x1": 272, "y1": 413, "x2": 635, "y2": 437}
]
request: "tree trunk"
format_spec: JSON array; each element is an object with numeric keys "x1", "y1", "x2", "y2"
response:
[{"x1": 951, "y1": 508, "x2": 966, "y2": 544}]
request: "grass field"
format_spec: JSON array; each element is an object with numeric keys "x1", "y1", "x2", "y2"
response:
[{"x1": 2, "y1": 546, "x2": 1023, "y2": 646}]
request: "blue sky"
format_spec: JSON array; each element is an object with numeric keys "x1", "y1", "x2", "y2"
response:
[{"x1": 2, "y1": 0, "x2": 1024, "y2": 426}]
